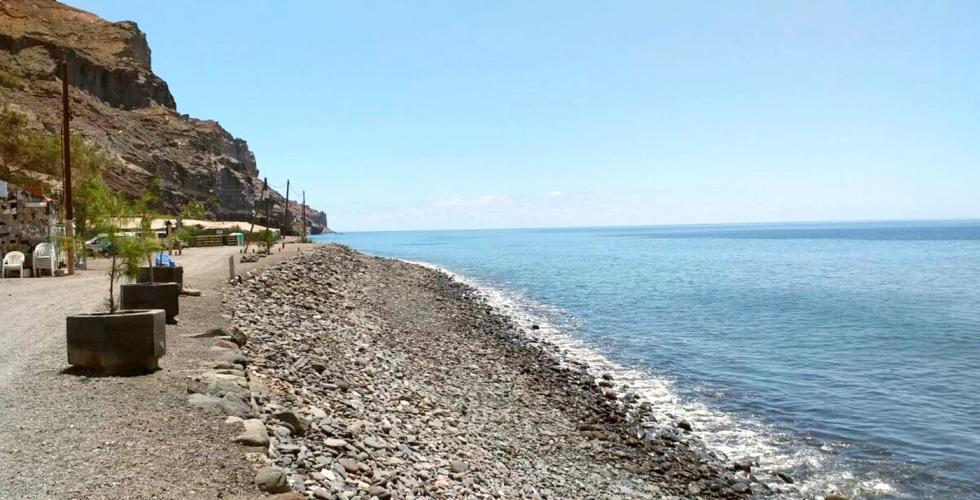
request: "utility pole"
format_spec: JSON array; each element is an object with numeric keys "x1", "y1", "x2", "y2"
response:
[
  {"x1": 243, "y1": 177, "x2": 267, "y2": 254},
  {"x1": 263, "y1": 177, "x2": 272, "y2": 235},
  {"x1": 282, "y1": 179, "x2": 290, "y2": 237},
  {"x1": 301, "y1": 191, "x2": 307, "y2": 243},
  {"x1": 60, "y1": 60, "x2": 75, "y2": 275}
]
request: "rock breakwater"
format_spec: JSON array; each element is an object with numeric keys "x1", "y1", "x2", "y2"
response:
[{"x1": 231, "y1": 244, "x2": 751, "y2": 498}]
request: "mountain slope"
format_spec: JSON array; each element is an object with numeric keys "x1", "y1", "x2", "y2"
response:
[{"x1": 0, "y1": 0, "x2": 328, "y2": 233}]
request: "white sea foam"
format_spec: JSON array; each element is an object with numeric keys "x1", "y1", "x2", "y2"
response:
[{"x1": 405, "y1": 258, "x2": 899, "y2": 499}]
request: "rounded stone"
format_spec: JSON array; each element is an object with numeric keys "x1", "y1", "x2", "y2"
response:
[
  {"x1": 324, "y1": 438, "x2": 347, "y2": 448},
  {"x1": 255, "y1": 466, "x2": 290, "y2": 493}
]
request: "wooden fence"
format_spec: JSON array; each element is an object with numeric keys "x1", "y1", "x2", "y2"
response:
[{"x1": 193, "y1": 235, "x2": 226, "y2": 247}]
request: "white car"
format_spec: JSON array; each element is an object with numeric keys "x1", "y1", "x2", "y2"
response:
[
  {"x1": 84, "y1": 233, "x2": 110, "y2": 256},
  {"x1": 84, "y1": 232, "x2": 138, "y2": 256}
]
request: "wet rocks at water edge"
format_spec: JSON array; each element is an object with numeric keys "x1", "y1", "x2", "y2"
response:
[{"x1": 230, "y1": 244, "x2": 750, "y2": 498}]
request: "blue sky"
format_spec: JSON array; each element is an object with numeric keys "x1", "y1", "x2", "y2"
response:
[{"x1": 70, "y1": 1, "x2": 979, "y2": 231}]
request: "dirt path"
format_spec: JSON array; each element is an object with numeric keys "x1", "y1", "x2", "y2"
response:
[{"x1": 0, "y1": 244, "x2": 317, "y2": 500}]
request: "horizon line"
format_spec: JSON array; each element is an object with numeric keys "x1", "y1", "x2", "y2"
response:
[{"x1": 323, "y1": 216, "x2": 980, "y2": 235}]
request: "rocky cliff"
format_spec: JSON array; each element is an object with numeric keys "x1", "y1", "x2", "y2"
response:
[{"x1": 0, "y1": 0, "x2": 328, "y2": 234}]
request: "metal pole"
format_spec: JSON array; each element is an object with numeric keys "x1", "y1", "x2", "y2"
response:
[
  {"x1": 301, "y1": 190, "x2": 307, "y2": 243},
  {"x1": 282, "y1": 179, "x2": 290, "y2": 237},
  {"x1": 60, "y1": 60, "x2": 75, "y2": 275},
  {"x1": 263, "y1": 177, "x2": 271, "y2": 235},
  {"x1": 243, "y1": 177, "x2": 266, "y2": 254}
]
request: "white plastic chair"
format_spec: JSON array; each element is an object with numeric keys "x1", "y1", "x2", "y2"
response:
[
  {"x1": 33, "y1": 243, "x2": 55, "y2": 277},
  {"x1": 2, "y1": 251, "x2": 26, "y2": 278}
]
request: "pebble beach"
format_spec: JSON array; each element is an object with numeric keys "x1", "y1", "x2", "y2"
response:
[{"x1": 231, "y1": 244, "x2": 752, "y2": 498}]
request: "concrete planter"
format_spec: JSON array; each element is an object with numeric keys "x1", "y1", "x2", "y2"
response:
[
  {"x1": 66, "y1": 309, "x2": 166, "y2": 374},
  {"x1": 120, "y1": 282, "x2": 180, "y2": 325},
  {"x1": 138, "y1": 266, "x2": 183, "y2": 288}
]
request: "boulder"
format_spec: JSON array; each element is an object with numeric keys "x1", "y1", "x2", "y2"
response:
[
  {"x1": 255, "y1": 466, "x2": 290, "y2": 494},
  {"x1": 205, "y1": 378, "x2": 250, "y2": 402},
  {"x1": 212, "y1": 339, "x2": 239, "y2": 351},
  {"x1": 272, "y1": 410, "x2": 310, "y2": 437},
  {"x1": 187, "y1": 393, "x2": 254, "y2": 419},
  {"x1": 233, "y1": 419, "x2": 270, "y2": 448},
  {"x1": 226, "y1": 325, "x2": 248, "y2": 346}
]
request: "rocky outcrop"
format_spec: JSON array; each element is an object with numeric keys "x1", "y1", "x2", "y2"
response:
[
  {"x1": 0, "y1": 0, "x2": 328, "y2": 233},
  {"x1": 0, "y1": 0, "x2": 173, "y2": 110}
]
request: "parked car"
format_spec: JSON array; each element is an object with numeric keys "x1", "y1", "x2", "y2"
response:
[
  {"x1": 85, "y1": 232, "x2": 137, "y2": 256},
  {"x1": 84, "y1": 234, "x2": 110, "y2": 256}
]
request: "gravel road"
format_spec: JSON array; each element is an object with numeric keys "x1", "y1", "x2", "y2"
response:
[{"x1": 0, "y1": 244, "x2": 316, "y2": 500}]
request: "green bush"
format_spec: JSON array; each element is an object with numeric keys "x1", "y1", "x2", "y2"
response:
[
  {"x1": 0, "y1": 106, "x2": 60, "y2": 184},
  {"x1": 0, "y1": 70, "x2": 23, "y2": 89},
  {"x1": 180, "y1": 200, "x2": 207, "y2": 220},
  {"x1": 173, "y1": 224, "x2": 206, "y2": 248},
  {"x1": 257, "y1": 229, "x2": 280, "y2": 255}
]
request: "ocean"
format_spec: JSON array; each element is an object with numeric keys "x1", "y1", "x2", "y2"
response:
[{"x1": 316, "y1": 220, "x2": 980, "y2": 498}]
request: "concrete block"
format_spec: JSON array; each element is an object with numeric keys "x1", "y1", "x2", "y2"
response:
[
  {"x1": 120, "y1": 282, "x2": 180, "y2": 324},
  {"x1": 66, "y1": 309, "x2": 166, "y2": 374}
]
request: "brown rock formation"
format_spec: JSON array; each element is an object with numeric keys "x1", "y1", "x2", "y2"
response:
[{"x1": 0, "y1": 0, "x2": 329, "y2": 234}]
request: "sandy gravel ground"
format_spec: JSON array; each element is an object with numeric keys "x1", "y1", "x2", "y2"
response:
[{"x1": 0, "y1": 243, "x2": 317, "y2": 500}]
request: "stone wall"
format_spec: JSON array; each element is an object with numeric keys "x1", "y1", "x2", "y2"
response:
[{"x1": 0, "y1": 181, "x2": 56, "y2": 257}]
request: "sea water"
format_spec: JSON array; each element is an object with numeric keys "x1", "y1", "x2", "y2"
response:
[{"x1": 316, "y1": 220, "x2": 980, "y2": 498}]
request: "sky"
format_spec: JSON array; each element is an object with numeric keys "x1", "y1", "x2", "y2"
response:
[{"x1": 69, "y1": 1, "x2": 980, "y2": 231}]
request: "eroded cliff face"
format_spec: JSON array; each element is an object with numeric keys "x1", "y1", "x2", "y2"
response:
[{"x1": 0, "y1": 0, "x2": 328, "y2": 233}]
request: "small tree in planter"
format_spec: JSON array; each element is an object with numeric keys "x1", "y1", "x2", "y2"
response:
[
  {"x1": 120, "y1": 183, "x2": 181, "y2": 325},
  {"x1": 66, "y1": 186, "x2": 166, "y2": 374},
  {"x1": 136, "y1": 216, "x2": 184, "y2": 287}
]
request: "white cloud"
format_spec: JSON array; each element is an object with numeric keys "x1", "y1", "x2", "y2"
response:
[
  {"x1": 547, "y1": 190, "x2": 564, "y2": 197},
  {"x1": 434, "y1": 194, "x2": 512, "y2": 208}
]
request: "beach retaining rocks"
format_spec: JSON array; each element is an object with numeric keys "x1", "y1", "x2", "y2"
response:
[
  {"x1": 229, "y1": 244, "x2": 751, "y2": 498},
  {"x1": 255, "y1": 466, "x2": 291, "y2": 493}
]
